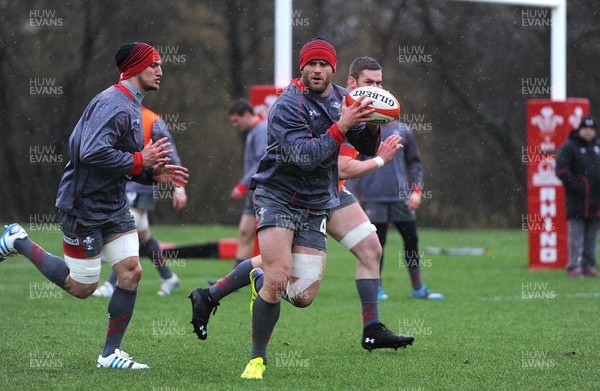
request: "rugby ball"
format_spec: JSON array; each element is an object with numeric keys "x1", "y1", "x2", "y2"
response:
[{"x1": 347, "y1": 86, "x2": 400, "y2": 124}]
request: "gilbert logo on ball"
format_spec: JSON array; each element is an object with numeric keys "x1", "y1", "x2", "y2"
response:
[{"x1": 347, "y1": 86, "x2": 401, "y2": 124}]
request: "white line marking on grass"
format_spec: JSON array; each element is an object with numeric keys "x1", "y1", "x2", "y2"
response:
[{"x1": 480, "y1": 292, "x2": 600, "y2": 301}]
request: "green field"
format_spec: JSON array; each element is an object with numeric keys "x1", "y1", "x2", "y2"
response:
[{"x1": 0, "y1": 225, "x2": 598, "y2": 391}]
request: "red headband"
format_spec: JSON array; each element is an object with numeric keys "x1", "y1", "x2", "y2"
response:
[
  {"x1": 119, "y1": 43, "x2": 161, "y2": 81},
  {"x1": 299, "y1": 39, "x2": 337, "y2": 72}
]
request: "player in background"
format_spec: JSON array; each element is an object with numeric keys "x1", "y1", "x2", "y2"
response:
[
  {"x1": 348, "y1": 125, "x2": 444, "y2": 299},
  {"x1": 0, "y1": 42, "x2": 188, "y2": 369},
  {"x1": 93, "y1": 105, "x2": 187, "y2": 297},
  {"x1": 227, "y1": 98, "x2": 267, "y2": 265},
  {"x1": 189, "y1": 47, "x2": 412, "y2": 380},
  {"x1": 345, "y1": 58, "x2": 444, "y2": 301},
  {"x1": 203, "y1": 99, "x2": 266, "y2": 286}
]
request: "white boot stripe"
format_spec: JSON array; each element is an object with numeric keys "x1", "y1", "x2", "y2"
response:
[{"x1": 99, "y1": 351, "x2": 146, "y2": 369}]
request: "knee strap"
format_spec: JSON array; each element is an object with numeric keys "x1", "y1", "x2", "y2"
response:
[
  {"x1": 64, "y1": 255, "x2": 101, "y2": 284},
  {"x1": 339, "y1": 221, "x2": 377, "y2": 250},
  {"x1": 102, "y1": 231, "x2": 139, "y2": 267},
  {"x1": 286, "y1": 253, "x2": 325, "y2": 299}
]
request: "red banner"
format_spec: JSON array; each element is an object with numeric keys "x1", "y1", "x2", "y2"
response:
[
  {"x1": 250, "y1": 85, "x2": 280, "y2": 120},
  {"x1": 526, "y1": 99, "x2": 589, "y2": 269}
]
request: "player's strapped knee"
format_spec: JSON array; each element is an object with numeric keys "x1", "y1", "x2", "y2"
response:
[
  {"x1": 286, "y1": 253, "x2": 325, "y2": 299},
  {"x1": 64, "y1": 255, "x2": 101, "y2": 284},
  {"x1": 129, "y1": 208, "x2": 149, "y2": 232},
  {"x1": 339, "y1": 221, "x2": 377, "y2": 250},
  {"x1": 102, "y1": 231, "x2": 139, "y2": 267}
]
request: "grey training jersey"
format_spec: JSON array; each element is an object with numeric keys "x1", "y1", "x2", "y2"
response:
[
  {"x1": 250, "y1": 78, "x2": 380, "y2": 210},
  {"x1": 56, "y1": 84, "x2": 153, "y2": 220},
  {"x1": 239, "y1": 119, "x2": 268, "y2": 188},
  {"x1": 351, "y1": 121, "x2": 423, "y2": 202}
]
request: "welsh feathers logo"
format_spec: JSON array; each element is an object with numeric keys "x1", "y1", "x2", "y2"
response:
[
  {"x1": 331, "y1": 101, "x2": 341, "y2": 113},
  {"x1": 530, "y1": 106, "x2": 563, "y2": 135},
  {"x1": 254, "y1": 94, "x2": 278, "y2": 120},
  {"x1": 256, "y1": 207, "x2": 266, "y2": 223},
  {"x1": 83, "y1": 236, "x2": 95, "y2": 251},
  {"x1": 568, "y1": 106, "x2": 584, "y2": 129}
]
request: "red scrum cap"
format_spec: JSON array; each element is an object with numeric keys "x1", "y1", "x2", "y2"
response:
[
  {"x1": 299, "y1": 38, "x2": 337, "y2": 72},
  {"x1": 115, "y1": 42, "x2": 161, "y2": 81}
]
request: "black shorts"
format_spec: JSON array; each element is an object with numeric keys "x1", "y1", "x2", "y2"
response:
[
  {"x1": 332, "y1": 186, "x2": 358, "y2": 211},
  {"x1": 253, "y1": 186, "x2": 329, "y2": 252},
  {"x1": 362, "y1": 201, "x2": 416, "y2": 224},
  {"x1": 59, "y1": 210, "x2": 136, "y2": 258}
]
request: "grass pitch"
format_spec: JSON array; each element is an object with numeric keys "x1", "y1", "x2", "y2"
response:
[{"x1": 0, "y1": 225, "x2": 598, "y2": 390}]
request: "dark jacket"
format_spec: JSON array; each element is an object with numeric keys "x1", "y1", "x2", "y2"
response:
[
  {"x1": 239, "y1": 120, "x2": 268, "y2": 189},
  {"x1": 250, "y1": 78, "x2": 380, "y2": 209},
  {"x1": 350, "y1": 121, "x2": 423, "y2": 202},
  {"x1": 555, "y1": 129, "x2": 600, "y2": 219},
  {"x1": 56, "y1": 83, "x2": 154, "y2": 220}
]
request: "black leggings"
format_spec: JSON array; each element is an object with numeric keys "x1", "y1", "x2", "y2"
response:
[{"x1": 374, "y1": 220, "x2": 419, "y2": 276}]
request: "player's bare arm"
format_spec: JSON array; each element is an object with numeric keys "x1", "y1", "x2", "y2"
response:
[
  {"x1": 172, "y1": 187, "x2": 188, "y2": 211},
  {"x1": 338, "y1": 134, "x2": 403, "y2": 180},
  {"x1": 406, "y1": 191, "x2": 422, "y2": 210}
]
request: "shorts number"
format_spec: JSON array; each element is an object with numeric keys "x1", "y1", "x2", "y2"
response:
[{"x1": 319, "y1": 218, "x2": 327, "y2": 234}]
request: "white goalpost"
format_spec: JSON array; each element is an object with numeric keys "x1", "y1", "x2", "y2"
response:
[
  {"x1": 446, "y1": 0, "x2": 566, "y2": 101},
  {"x1": 274, "y1": 0, "x2": 293, "y2": 89}
]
